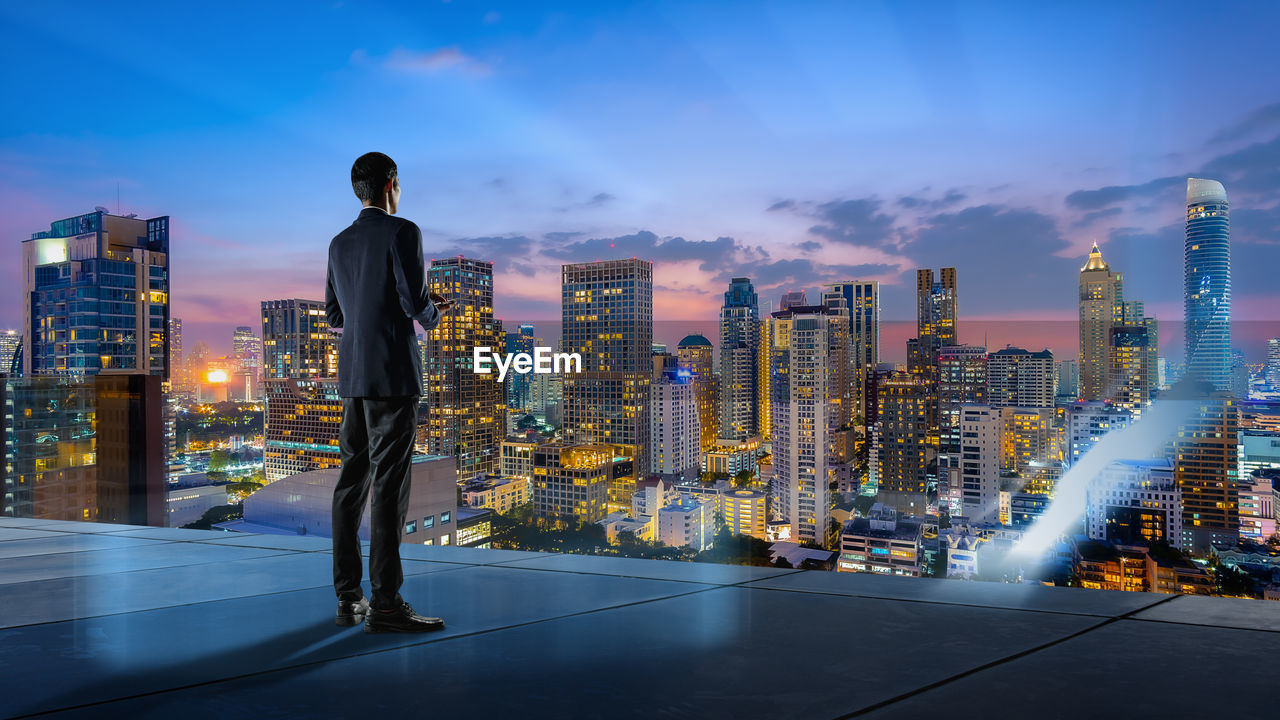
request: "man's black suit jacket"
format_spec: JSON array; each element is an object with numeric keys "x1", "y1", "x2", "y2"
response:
[{"x1": 325, "y1": 207, "x2": 441, "y2": 398}]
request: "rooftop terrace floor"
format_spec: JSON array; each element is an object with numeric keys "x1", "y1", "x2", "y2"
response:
[{"x1": 1, "y1": 517, "x2": 1277, "y2": 719}]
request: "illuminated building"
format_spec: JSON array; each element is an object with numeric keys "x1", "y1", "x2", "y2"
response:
[
  {"x1": 2, "y1": 373, "x2": 164, "y2": 525},
  {"x1": 837, "y1": 503, "x2": 923, "y2": 576},
  {"x1": 1239, "y1": 468, "x2": 1277, "y2": 541},
  {"x1": 1074, "y1": 540, "x2": 1210, "y2": 595},
  {"x1": 0, "y1": 330, "x2": 19, "y2": 376},
  {"x1": 987, "y1": 347, "x2": 1055, "y2": 408},
  {"x1": 1109, "y1": 301, "x2": 1158, "y2": 415},
  {"x1": 505, "y1": 323, "x2": 536, "y2": 410},
  {"x1": 500, "y1": 439, "x2": 537, "y2": 481},
  {"x1": 718, "y1": 277, "x2": 759, "y2": 441},
  {"x1": 824, "y1": 281, "x2": 880, "y2": 420},
  {"x1": 656, "y1": 497, "x2": 715, "y2": 550},
  {"x1": 1078, "y1": 242, "x2": 1122, "y2": 401},
  {"x1": 676, "y1": 334, "x2": 718, "y2": 452},
  {"x1": 531, "y1": 442, "x2": 635, "y2": 524},
  {"x1": 461, "y1": 475, "x2": 530, "y2": 514},
  {"x1": 22, "y1": 210, "x2": 170, "y2": 381},
  {"x1": 649, "y1": 368, "x2": 700, "y2": 480},
  {"x1": 701, "y1": 436, "x2": 761, "y2": 477},
  {"x1": 723, "y1": 488, "x2": 767, "y2": 538},
  {"x1": 1065, "y1": 401, "x2": 1132, "y2": 467},
  {"x1": 1175, "y1": 386, "x2": 1239, "y2": 552},
  {"x1": 1087, "y1": 458, "x2": 1183, "y2": 549},
  {"x1": 455, "y1": 506, "x2": 493, "y2": 548},
  {"x1": 938, "y1": 344, "x2": 987, "y2": 455},
  {"x1": 770, "y1": 302, "x2": 853, "y2": 548},
  {"x1": 874, "y1": 374, "x2": 931, "y2": 515},
  {"x1": 263, "y1": 377, "x2": 344, "y2": 482},
  {"x1": 756, "y1": 317, "x2": 772, "y2": 440},
  {"x1": 260, "y1": 299, "x2": 337, "y2": 379},
  {"x1": 1267, "y1": 338, "x2": 1280, "y2": 389},
  {"x1": 231, "y1": 325, "x2": 263, "y2": 401},
  {"x1": 1185, "y1": 178, "x2": 1232, "y2": 391},
  {"x1": 560, "y1": 259, "x2": 653, "y2": 470},
  {"x1": 1055, "y1": 359, "x2": 1079, "y2": 403},
  {"x1": 424, "y1": 257, "x2": 504, "y2": 481},
  {"x1": 910, "y1": 267, "x2": 957, "y2": 378},
  {"x1": 1238, "y1": 429, "x2": 1280, "y2": 479},
  {"x1": 958, "y1": 405, "x2": 1002, "y2": 523}
]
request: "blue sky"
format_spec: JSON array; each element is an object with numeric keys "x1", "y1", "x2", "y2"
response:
[{"x1": 2, "y1": 0, "x2": 1278, "y2": 359}]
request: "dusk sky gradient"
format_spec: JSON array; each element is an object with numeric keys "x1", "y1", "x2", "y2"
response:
[{"x1": 2, "y1": 1, "x2": 1278, "y2": 361}]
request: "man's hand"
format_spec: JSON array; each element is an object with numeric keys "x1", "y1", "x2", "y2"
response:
[{"x1": 429, "y1": 292, "x2": 456, "y2": 312}]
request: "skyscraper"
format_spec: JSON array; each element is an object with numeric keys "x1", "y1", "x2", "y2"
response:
[
  {"x1": 874, "y1": 374, "x2": 932, "y2": 515},
  {"x1": 263, "y1": 377, "x2": 343, "y2": 482},
  {"x1": 719, "y1": 277, "x2": 759, "y2": 441},
  {"x1": 912, "y1": 268, "x2": 957, "y2": 375},
  {"x1": 561, "y1": 259, "x2": 653, "y2": 471},
  {"x1": 1078, "y1": 242, "x2": 1123, "y2": 402},
  {"x1": 1184, "y1": 178, "x2": 1232, "y2": 391},
  {"x1": 987, "y1": 347, "x2": 1055, "y2": 408},
  {"x1": 22, "y1": 210, "x2": 171, "y2": 380},
  {"x1": 1174, "y1": 385, "x2": 1239, "y2": 551},
  {"x1": 424, "y1": 257, "x2": 504, "y2": 481},
  {"x1": 824, "y1": 281, "x2": 879, "y2": 420},
  {"x1": 1267, "y1": 338, "x2": 1280, "y2": 389},
  {"x1": 770, "y1": 302, "x2": 854, "y2": 548},
  {"x1": 937, "y1": 345, "x2": 988, "y2": 455},
  {"x1": 261, "y1": 299, "x2": 337, "y2": 379},
  {"x1": 231, "y1": 325, "x2": 263, "y2": 401},
  {"x1": 1109, "y1": 303, "x2": 1157, "y2": 414},
  {"x1": 168, "y1": 319, "x2": 184, "y2": 392},
  {"x1": 505, "y1": 323, "x2": 536, "y2": 411},
  {"x1": 649, "y1": 367, "x2": 700, "y2": 480},
  {"x1": 779, "y1": 291, "x2": 808, "y2": 311},
  {"x1": 0, "y1": 330, "x2": 20, "y2": 376},
  {"x1": 676, "y1": 334, "x2": 718, "y2": 452}
]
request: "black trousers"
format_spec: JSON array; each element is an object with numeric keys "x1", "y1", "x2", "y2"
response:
[{"x1": 332, "y1": 395, "x2": 419, "y2": 611}]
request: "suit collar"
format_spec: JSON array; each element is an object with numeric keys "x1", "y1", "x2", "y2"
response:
[{"x1": 358, "y1": 206, "x2": 390, "y2": 219}]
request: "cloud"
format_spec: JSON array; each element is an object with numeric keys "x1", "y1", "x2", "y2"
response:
[
  {"x1": 1064, "y1": 176, "x2": 1183, "y2": 210},
  {"x1": 378, "y1": 47, "x2": 492, "y2": 77},
  {"x1": 423, "y1": 235, "x2": 538, "y2": 274},
  {"x1": 806, "y1": 197, "x2": 899, "y2": 250},
  {"x1": 1072, "y1": 206, "x2": 1124, "y2": 228},
  {"x1": 1208, "y1": 102, "x2": 1280, "y2": 145},
  {"x1": 554, "y1": 191, "x2": 618, "y2": 212},
  {"x1": 767, "y1": 199, "x2": 795, "y2": 212},
  {"x1": 897, "y1": 188, "x2": 966, "y2": 211}
]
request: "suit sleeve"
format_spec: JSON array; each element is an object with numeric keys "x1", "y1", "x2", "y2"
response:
[
  {"x1": 325, "y1": 249, "x2": 343, "y2": 329},
  {"x1": 390, "y1": 220, "x2": 441, "y2": 333}
]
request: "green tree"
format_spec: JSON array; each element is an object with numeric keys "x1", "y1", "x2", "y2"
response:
[{"x1": 208, "y1": 450, "x2": 230, "y2": 472}]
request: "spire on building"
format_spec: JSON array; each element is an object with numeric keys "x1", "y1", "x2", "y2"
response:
[{"x1": 1081, "y1": 241, "x2": 1109, "y2": 272}]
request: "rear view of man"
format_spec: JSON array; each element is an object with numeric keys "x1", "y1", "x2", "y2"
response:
[{"x1": 325, "y1": 151, "x2": 455, "y2": 633}]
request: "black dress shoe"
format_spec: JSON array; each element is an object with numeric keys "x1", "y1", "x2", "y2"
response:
[
  {"x1": 336, "y1": 596, "x2": 370, "y2": 626},
  {"x1": 363, "y1": 599, "x2": 445, "y2": 633}
]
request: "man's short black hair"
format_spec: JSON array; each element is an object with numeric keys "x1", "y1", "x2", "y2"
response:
[{"x1": 351, "y1": 152, "x2": 397, "y2": 204}]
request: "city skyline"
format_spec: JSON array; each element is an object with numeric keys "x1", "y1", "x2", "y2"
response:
[{"x1": 2, "y1": 2, "x2": 1279, "y2": 358}]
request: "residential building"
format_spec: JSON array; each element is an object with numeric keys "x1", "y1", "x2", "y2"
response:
[
  {"x1": 837, "y1": 503, "x2": 924, "y2": 576},
  {"x1": 261, "y1": 299, "x2": 337, "y2": 379},
  {"x1": 263, "y1": 377, "x2": 344, "y2": 482},
  {"x1": 1087, "y1": 458, "x2": 1183, "y2": 549},
  {"x1": 719, "y1": 277, "x2": 760, "y2": 441}
]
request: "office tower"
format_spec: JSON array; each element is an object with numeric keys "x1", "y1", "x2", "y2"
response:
[
  {"x1": 1056, "y1": 359, "x2": 1079, "y2": 402},
  {"x1": 1078, "y1": 242, "x2": 1122, "y2": 401},
  {"x1": 756, "y1": 317, "x2": 772, "y2": 441},
  {"x1": 529, "y1": 370, "x2": 563, "y2": 425},
  {"x1": 957, "y1": 405, "x2": 1002, "y2": 523},
  {"x1": 873, "y1": 372, "x2": 932, "y2": 515},
  {"x1": 1267, "y1": 339, "x2": 1280, "y2": 388},
  {"x1": 937, "y1": 345, "x2": 988, "y2": 455},
  {"x1": 417, "y1": 333, "x2": 429, "y2": 400},
  {"x1": 820, "y1": 288, "x2": 859, "y2": 462},
  {"x1": 167, "y1": 319, "x2": 185, "y2": 392},
  {"x1": 2, "y1": 373, "x2": 163, "y2": 524},
  {"x1": 1086, "y1": 459, "x2": 1182, "y2": 549},
  {"x1": 261, "y1": 299, "x2": 337, "y2": 379},
  {"x1": 912, "y1": 268, "x2": 957, "y2": 375},
  {"x1": 824, "y1": 281, "x2": 879, "y2": 419},
  {"x1": 779, "y1": 291, "x2": 808, "y2": 311},
  {"x1": 424, "y1": 257, "x2": 504, "y2": 481},
  {"x1": 649, "y1": 368, "x2": 700, "y2": 480},
  {"x1": 719, "y1": 277, "x2": 759, "y2": 441},
  {"x1": 1175, "y1": 386, "x2": 1239, "y2": 551},
  {"x1": 263, "y1": 377, "x2": 344, "y2": 482},
  {"x1": 987, "y1": 347, "x2": 1055, "y2": 408},
  {"x1": 1066, "y1": 401, "x2": 1132, "y2": 467},
  {"x1": 770, "y1": 302, "x2": 853, "y2": 548},
  {"x1": 505, "y1": 323, "x2": 536, "y2": 410},
  {"x1": 1185, "y1": 178, "x2": 1232, "y2": 391},
  {"x1": 676, "y1": 334, "x2": 718, "y2": 452},
  {"x1": 0, "y1": 330, "x2": 20, "y2": 376},
  {"x1": 1109, "y1": 304, "x2": 1157, "y2": 414},
  {"x1": 1239, "y1": 429, "x2": 1280, "y2": 479},
  {"x1": 1001, "y1": 406, "x2": 1064, "y2": 496},
  {"x1": 22, "y1": 210, "x2": 170, "y2": 380},
  {"x1": 230, "y1": 325, "x2": 263, "y2": 401},
  {"x1": 531, "y1": 442, "x2": 634, "y2": 524},
  {"x1": 1230, "y1": 348, "x2": 1250, "y2": 399},
  {"x1": 561, "y1": 259, "x2": 653, "y2": 470}
]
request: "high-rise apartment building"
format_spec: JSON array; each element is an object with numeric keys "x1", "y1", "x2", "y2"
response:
[
  {"x1": 987, "y1": 347, "x2": 1055, "y2": 408},
  {"x1": 1184, "y1": 178, "x2": 1232, "y2": 391},
  {"x1": 263, "y1": 377, "x2": 344, "y2": 482},
  {"x1": 423, "y1": 257, "x2": 504, "y2": 481},
  {"x1": 937, "y1": 345, "x2": 987, "y2": 455},
  {"x1": 875, "y1": 374, "x2": 933, "y2": 516},
  {"x1": 1065, "y1": 401, "x2": 1132, "y2": 467},
  {"x1": 756, "y1": 317, "x2": 772, "y2": 441},
  {"x1": 561, "y1": 259, "x2": 653, "y2": 470},
  {"x1": 770, "y1": 303, "x2": 853, "y2": 548},
  {"x1": 719, "y1": 277, "x2": 759, "y2": 441},
  {"x1": 22, "y1": 210, "x2": 170, "y2": 380},
  {"x1": 1109, "y1": 304, "x2": 1158, "y2": 415},
  {"x1": 912, "y1": 268, "x2": 957, "y2": 375},
  {"x1": 261, "y1": 299, "x2": 337, "y2": 379},
  {"x1": 824, "y1": 281, "x2": 879, "y2": 419},
  {"x1": 649, "y1": 369, "x2": 700, "y2": 480},
  {"x1": 505, "y1": 323, "x2": 536, "y2": 410},
  {"x1": 676, "y1": 334, "x2": 718, "y2": 452},
  {"x1": 1056, "y1": 359, "x2": 1080, "y2": 402},
  {"x1": 1087, "y1": 458, "x2": 1183, "y2": 549},
  {"x1": 1175, "y1": 385, "x2": 1239, "y2": 551},
  {"x1": 1, "y1": 330, "x2": 21, "y2": 376},
  {"x1": 230, "y1": 325, "x2": 263, "y2": 401},
  {"x1": 1266, "y1": 338, "x2": 1280, "y2": 388},
  {"x1": 531, "y1": 442, "x2": 635, "y2": 524}
]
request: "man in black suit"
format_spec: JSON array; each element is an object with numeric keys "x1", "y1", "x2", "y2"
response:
[{"x1": 325, "y1": 151, "x2": 455, "y2": 633}]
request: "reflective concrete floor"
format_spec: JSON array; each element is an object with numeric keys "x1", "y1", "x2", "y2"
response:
[{"x1": 1, "y1": 517, "x2": 1276, "y2": 719}]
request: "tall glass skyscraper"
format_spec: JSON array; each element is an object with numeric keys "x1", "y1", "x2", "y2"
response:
[{"x1": 1184, "y1": 178, "x2": 1231, "y2": 391}]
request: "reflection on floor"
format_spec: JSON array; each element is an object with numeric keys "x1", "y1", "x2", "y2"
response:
[{"x1": 1, "y1": 517, "x2": 1276, "y2": 719}]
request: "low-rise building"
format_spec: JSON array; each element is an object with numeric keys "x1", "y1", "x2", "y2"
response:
[
  {"x1": 1074, "y1": 539, "x2": 1210, "y2": 595},
  {"x1": 500, "y1": 439, "x2": 537, "y2": 481},
  {"x1": 461, "y1": 474, "x2": 530, "y2": 514},
  {"x1": 656, "y1": 497, "x2": 715, "y2": 551},
  {"x1": 600, "y1": 511, "x2": 656, "y2": 543},
  {"x1": 166, "y1": 484, "x2": 227, "y2": 528},
  {"x1": 455, "y1": 506, "x2": 492, "y2": 548},
  {"x1": 701, "y1": 436, "x2": 762, "y2": 476},
  {"x1": 837, "y1": 503, "x2": 923, "y2": 576},
  {"x1": 723, "y1": 488, "x2": 766, "y2": 539},
  {"x1": 1240, "y1": 468, "x2": 1278, "y2": 541}
]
